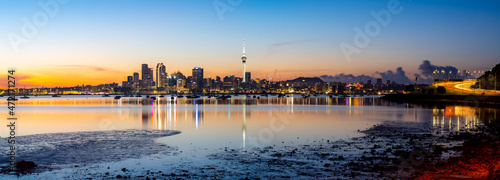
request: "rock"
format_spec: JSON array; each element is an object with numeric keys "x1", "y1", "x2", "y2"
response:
[
  {"x1": 16, "y1": 160, "x2": 37, "y2": 169},
  {"x1": 488, "y1": 161, "x2": 500, "y2": 180}
]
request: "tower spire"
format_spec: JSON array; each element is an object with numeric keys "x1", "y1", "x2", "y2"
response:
[
  {"x1": 242, "y1": 39, "x2": 247, "y2": 83},
  {"x1": 243, "y1": 39, "x2": 246, "y2": 55}
]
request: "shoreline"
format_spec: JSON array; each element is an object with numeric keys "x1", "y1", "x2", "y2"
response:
[{"x1": 382, "y1": 94, "x2": 500, "y2": 107}]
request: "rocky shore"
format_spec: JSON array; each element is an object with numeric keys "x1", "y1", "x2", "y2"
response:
[{"x1": 414, "y1": 121, "x2": 500, "y2": 179}]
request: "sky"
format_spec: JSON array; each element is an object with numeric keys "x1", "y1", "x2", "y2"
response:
[{"x1": 1, "y1": 0, "x2": 500, "y2": 88}]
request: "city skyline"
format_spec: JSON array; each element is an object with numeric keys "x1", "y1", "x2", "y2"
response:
[
  {"x1": 2, "y1": 1, "x2": 500, "y2": 179},
  {"x1": 1, "y1": 0, "x2": 500, "y2": 88}
]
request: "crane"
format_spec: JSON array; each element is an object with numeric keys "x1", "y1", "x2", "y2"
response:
[{"x1": 273, "y1": 69, "x2": 277, "y2": 82}]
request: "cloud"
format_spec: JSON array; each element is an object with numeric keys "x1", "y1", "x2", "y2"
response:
[
  {"x1": 418, "y1": 60, "x2": 459, "y2": 77},
  {"x1": 376, "y1": 67, "x2": 413, "y2": 84},
  {"x1": 0, "y1": 75, "x2": 36, "y2": 89},
  {"x1": 320, "y1": 67, "x2": 413, "y2": 84},
  {"x1": 417, "y1": 60, "x2": 464, "y2": 84},
  {"x1": 319, "y1": 60, "x2": 465, "y2": 85},
  {"x1": 319, "y1": 73, "x2": 375, "y2": 84},
  {"x1": 56, "y1": 65, "x2": 117, "y2": 72},
  {"x1": 269, "y1": 39, "x2": 318, "y2": 47},
  {"x1": 263, "y1": 38, "x2": 319, "y2": 59}
]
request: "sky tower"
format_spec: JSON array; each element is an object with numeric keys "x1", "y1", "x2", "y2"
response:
[{"x1": 242, "y1": 40, "x2": 247, "y2": 83}]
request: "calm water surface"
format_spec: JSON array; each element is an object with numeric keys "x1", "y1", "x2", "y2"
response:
[{"x1": 1, "y1": 95, "x2": 496, "y2": 149}]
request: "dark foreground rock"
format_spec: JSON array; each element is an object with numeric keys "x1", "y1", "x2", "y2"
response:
[
  {"x1": 16, "y1": 160, "x2": 37, "y2": 169},
  {"x1": 415, "y1": 121, "x2": 500, "y2": 179}
]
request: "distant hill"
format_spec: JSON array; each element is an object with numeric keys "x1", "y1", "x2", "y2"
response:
[{"x1": 285, "y1": 77, "x2": 324, "y2": 83}]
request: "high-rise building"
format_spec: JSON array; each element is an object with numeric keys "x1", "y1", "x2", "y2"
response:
[
  {"x1": 133, "y1": 72, "x2": 139, "y2": 88},
  {"x1": 245, "y1": 72, "x2": 251, "y2": 83},
  {"x1": 149, "y1": 68, "x2": 154, "y2": 88},
  {"x1": 176, "y1": 79, "x2": 185, "y2": 90},
  {"x1": 192, "y1": 66, "x2": 204, "y2": 93},
  {"x1": 141, "y1": 64, "x2": 152, "y2": 89},
  {"x1": 126, "y1": 76, "x2": 133, "y2": 87},
  {"x1": 241, "y1": 40, "x2": 247, "y2": 83},
  {"x1": 141, "y1": 64, "x2": 149, "y2": 81},
  {"x1": 376, "y1": 78, "x2": 382, "y2": 85},
  {"x1": 156, "y1": 63, "x2": 167, "y2": 89}
]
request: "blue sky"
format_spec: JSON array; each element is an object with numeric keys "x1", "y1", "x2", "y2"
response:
[{"x1": 1, "y1": 0, "x2": 499, "y2": 86}]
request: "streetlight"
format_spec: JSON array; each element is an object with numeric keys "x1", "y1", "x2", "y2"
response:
[{"x1": 433, "y1": 70, "x2": 437, "y2": 83}]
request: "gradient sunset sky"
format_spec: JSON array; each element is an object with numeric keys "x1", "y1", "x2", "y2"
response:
[{"x1": 1, "y1": 0, "x2": 500, "y2": 88}]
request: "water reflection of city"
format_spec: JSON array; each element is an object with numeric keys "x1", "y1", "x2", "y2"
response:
[
  {"x1": 139, "y1": 96, "x2": 387, "y2": 131},
  {"x1": 11, "y1": 96, "x2": 498, "y2": 133},
  {"x1": 7, "y1": 96, "x2": 406, "y2": 107},
  {"x1": 138, "y1": 96, "x2": 498, "y2": 134},
  {"x1": 139, "y1": 96, "x2": 393, "y2": 106},
  {"x1": 432, "y1": 106, "x2": 498, "y2": 135}
]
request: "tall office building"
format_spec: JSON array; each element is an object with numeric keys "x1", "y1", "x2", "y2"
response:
[
  {"x1": 141, "y1": 64, "x2": 149, "y2": 81},
  {"x1": 149, "y1": 68, "x2": 154, "y2": 88},
  {"x1": 126, "y1": 76, "x2": 133, "y2": 87},
  {"x1": 192, "y1": 66, "x2": 204, "y2": 93},
  {"x1": 156, "y1": 63, "x2": 167, "y2": 89},
  {"x1": 133, "y1": 72, "x2": 139, "y2": 88},
  {"x1": 141, "y1": 64, "x2": 154, "y2": 89},
  {"x1": 245, "y1": 72, "x2": 251, "y2": 83},
  {"x1": 141, "y1": 64, "x2": 149, "y2": 88},
  {"x1": 241, "y1": 40, "x2": 247, "y2": 83}
]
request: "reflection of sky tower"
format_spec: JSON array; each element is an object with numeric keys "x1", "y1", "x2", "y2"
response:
[
  {"x1": 242, "y1": 103, "x2": 246, "y2": 148},
  {"x1": 242, "y1": 40, "x2": 247, "y2": 83}
]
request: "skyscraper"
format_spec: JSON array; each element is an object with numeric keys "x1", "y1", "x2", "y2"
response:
[
  {"x1": 141, "y1": 64, "x2": 149, "y2": 81},
  {"x1": 140, "y1": 64, "x2": 154, "y2": 89},
  {"x1": 149, "y1": 68, "x2": 154, "y2": 88},
  {"x1": 127, "y1": 76, "x2": 133, "y2": 87},
  {"x1": 141, "y1": 64, "x2": 149, "y2": 88},
  {"x1": 192, "y1": 66, "x2": 204, "y2": 93},
  {"x1": 133, "y1": 72, "x2": 139, "y2": 88},
  {"x1": 245, "y1": 72, "x2": 251, "y2": 83},
  {"x1": 241, "y1": 40, "x2": 247, "y2": 83},
  {"x1": 156, "y1": 63, "x2": 167, "y2": 89}
]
